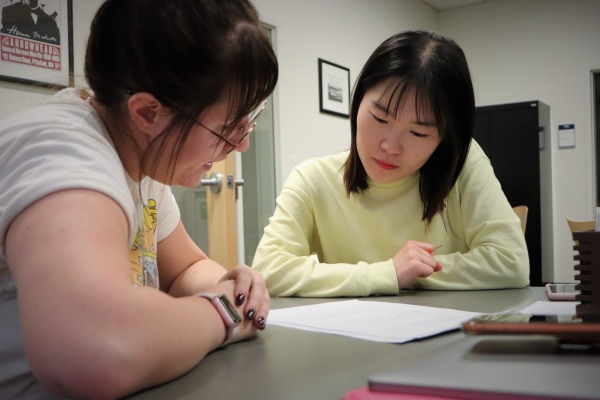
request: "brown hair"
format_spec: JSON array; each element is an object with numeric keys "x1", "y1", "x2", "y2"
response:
[{"x1": 85, "y1": 0, "x2": 278, "y2": 179}]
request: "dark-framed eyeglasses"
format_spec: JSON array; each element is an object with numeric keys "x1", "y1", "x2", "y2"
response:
[{"x1": 199, "y1": 100, "x2": 267, "y2": 154}]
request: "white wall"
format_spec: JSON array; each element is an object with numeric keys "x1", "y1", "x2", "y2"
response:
[
  {"x1": 437, "y1": 0, "x2": 600, "y2": 282},
  {"x1": 1, "y1": 0, "x2": 596, "y2": 283}
]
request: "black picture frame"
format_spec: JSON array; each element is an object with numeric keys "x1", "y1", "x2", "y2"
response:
[
  {"x1": 0, "y1": 0, "x2": 74, "y2": 89},
  {"x1": 318, "y1": 58, "x2": 350, "y2": 118}
]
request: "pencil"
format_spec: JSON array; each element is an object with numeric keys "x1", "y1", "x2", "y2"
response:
[{"x1": 426, "y1": 244, "x2": 442, "y2": 254}]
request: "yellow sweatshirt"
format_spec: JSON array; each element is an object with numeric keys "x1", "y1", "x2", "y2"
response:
[{"x1": 253, "y1": 140, "x2": 529, "y2": 297}]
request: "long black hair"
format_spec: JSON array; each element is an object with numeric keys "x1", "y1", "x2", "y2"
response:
[{"x1": 343, "y1": 30, "x2": 474, "y2": 226}]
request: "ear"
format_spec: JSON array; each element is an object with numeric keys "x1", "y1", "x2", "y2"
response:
[{"x1": 127, "y1": 92, "x2": 171, "y2": 139}]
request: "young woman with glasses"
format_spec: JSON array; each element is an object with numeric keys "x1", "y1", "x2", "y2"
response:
[
  {"x1": 0, "y1": 0, "x2": 277, "y2": 398},
  {"x1": 253, "y1": 30, "x2": 528, "y2": 297}
]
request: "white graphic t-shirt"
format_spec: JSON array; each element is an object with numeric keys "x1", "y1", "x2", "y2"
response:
[{"x1": 0, "y1": 88, "x2": 180, "y2": 398}]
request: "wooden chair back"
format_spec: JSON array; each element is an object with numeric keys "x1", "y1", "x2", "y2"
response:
[
  {"x1": 512, "y1": 205, "x2": 528, "y2": 234},
  {"x1": 566, "y1": 215, "x2": 595, "y2": 233}
]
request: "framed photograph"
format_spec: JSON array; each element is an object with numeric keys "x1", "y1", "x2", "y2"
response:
[
  {"x1": 0, "y1": 0, "x2": 74, "y2": 89},
  {"x1": 318, "y1": 58, "x2": 350, "y2": 118}
]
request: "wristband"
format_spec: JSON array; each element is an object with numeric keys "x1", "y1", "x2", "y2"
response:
[{"x1": 196, "y1": 293, "x2": 242, "y2": 346}]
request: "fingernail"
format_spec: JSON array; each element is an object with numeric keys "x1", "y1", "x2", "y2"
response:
[
  {"x1": 246, "y1": 308, "x2": 256, "y2": 320},
  {"x1": 236, "y1": 293, "x2": 245, "y2": 306},
  {"x1": 257, "y1": 316, "x2": 266, "y2": 329}
]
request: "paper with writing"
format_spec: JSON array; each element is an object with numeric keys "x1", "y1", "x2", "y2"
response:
[{"x1": 268, "y1": 300, "x2": 481, "y2": 343}]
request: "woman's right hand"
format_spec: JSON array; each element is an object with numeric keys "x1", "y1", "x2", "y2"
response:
[{"x1": 392, "y1": 240, "x2": 443, "y2": 288}]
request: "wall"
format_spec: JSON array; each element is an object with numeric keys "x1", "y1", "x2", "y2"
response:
[{"x1": 437, "y1": 0, "x2": 600, "y2": 282}]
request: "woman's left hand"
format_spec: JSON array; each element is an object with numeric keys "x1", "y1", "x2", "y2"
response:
[{"x1": 219, "y1": 265, "x2": 270, "y2": 330}]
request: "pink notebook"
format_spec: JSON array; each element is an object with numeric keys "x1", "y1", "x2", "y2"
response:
[{"x1": 343, "y1": 386, "x2": 457, "y2": 400}]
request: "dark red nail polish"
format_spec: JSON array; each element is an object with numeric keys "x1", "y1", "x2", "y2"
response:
[{"x1": 236, "y1": 293, "x2": 245, "y2": 306}]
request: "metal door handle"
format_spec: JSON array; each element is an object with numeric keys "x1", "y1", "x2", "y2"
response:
[
  {"x1": 227, "y1": 175, "x2": 244, "y2": 189},
  {"x1": 227, "y1": 175, "x2": 244, "y2": 200},
  {"x1": 199, "y1": 172, "x2": 223, "y2": 193}
]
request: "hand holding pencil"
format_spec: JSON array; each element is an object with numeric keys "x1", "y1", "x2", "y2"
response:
[{"x1": 392, "y1": 241, "x2": 444, "y2": 289}]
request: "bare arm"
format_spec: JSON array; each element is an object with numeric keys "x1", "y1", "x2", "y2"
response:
[
  {"x1": 158, "y1": 220, "x2": 227, "y2": 295},
  {"x1": 5, "y1": 189, "x2": 254, "y2": 398},
  {"x1": 158, "y1": 221, "x2": 270, "y2": 327}
]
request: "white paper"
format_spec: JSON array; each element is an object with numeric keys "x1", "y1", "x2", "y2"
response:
[
  {"x1": 558, "y1": 124, "x2": 575, "y2": 148},
  {"x1": 519, "y1": 300, "x2": 578, "y2": 315},
  {"x1": 268, "y1": 300, "x2": 481, "y2": 343}
]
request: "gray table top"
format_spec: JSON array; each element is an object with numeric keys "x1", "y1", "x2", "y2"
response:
[{"x1": 127, "y1": 287, "x2": 595, "y2": 400}]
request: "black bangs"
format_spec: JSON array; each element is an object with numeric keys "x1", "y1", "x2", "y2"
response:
[{"x1": 379, "y1": 78, "x2": 446, "y2": 140}]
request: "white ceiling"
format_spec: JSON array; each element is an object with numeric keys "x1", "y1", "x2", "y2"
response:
[{"x1": 421, "y1": 0, "x2": 495, "y2": 11}]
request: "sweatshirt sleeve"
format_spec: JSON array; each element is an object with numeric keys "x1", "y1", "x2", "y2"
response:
[
  {"x1": 409, "y1": 144, "x2": 530, "y2": 290},
  {"x1": 252, "y1": 166, "x2": 399, "y2": 297}
]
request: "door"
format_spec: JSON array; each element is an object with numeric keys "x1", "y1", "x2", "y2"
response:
[{"x1": 204, "y1": 155, "x2": 238, "y2": 268}]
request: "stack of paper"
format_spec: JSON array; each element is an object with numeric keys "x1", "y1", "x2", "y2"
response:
[{"x1": 268, "y1": 300, "x2": 481, "y2": 343}]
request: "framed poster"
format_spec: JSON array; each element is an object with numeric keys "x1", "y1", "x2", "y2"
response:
[
  {"x1": 318, "y1": 58, "x2": 350, "y2": 118},
  {"x1": 0, "y1": 0, "x2": 73, "y2": 89}
]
